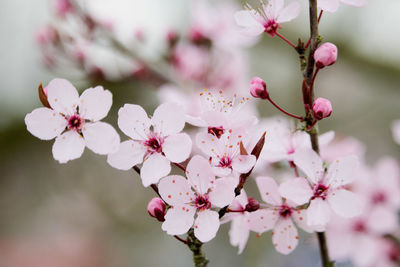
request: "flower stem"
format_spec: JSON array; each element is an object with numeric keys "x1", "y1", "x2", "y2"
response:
[
  {"x1": 275, "y1": 32, "x2": 297, "y2": 49},
  {"x1": 187, "y1": 229, "x2": 209, "y2": 267},
  {"x1": 267, "y1": 97, "x2": 304, "y2": 120}
]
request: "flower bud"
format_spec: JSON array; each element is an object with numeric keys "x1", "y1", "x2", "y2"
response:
[
  {"x1": 312, "y1": 97, "x2": 332, "y2": 120},
  {"x1": 250, "y1": 77, "x2": 268, "y2": 99},
  {"x1": 147, "y1": 198, "x2": 166, "y2": 222},
  {"x1": 314, "y1": 42, "x2": 337, "y2": 68},
  {"x1": 245, "y1": 198, "x2": 260, "y2": 212}
]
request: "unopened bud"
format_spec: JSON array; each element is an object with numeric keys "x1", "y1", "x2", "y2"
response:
[
  {"x1": 314, "y1": 42, "x2": 337, "y2": 68},
  {"x1": 250, "y1": 77, "x2": 268, "y2": 99},
  {"x1": 245, "y1": 198, "x2": 260, "y2": 212},
  {"x1": 147, "y1": 197, "x2": 166, "y2": 222},
  {"x1": 312, "y1": 97, "x2": 332, "y2": 120}
]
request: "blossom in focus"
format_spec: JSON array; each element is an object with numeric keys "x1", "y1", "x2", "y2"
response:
[
  {"x1": 25, "y1": 78, "x2": 120, "y2": 163},
  {"x1": 158, "y1": 156, "x2": 237, "y2": 242},
  {"x1": 312, "y1": 97, "x2": 333, "y2": 120},
  {"x1": 196, "y1": 129, "x2": 256, "y2": 176},
  {"x1": 147, "y1": 198, "x2": 167, "y2": 222},
  {"x1": 318, "y1": 0, "x2": 367, "y2": 13},
  {"x1": 279, "y1": 148, "x2": 363, "y2": 228},
  {"x1": 107, "y1": 103, "x2": 192, "y2": 187},
  {"x1": 247, "y1": 177, "x2": 317, "y2": 254},
  {"x1": 314, "y1": 43, "x2": 338, "y2": 68},
  {"x1": 234, "y1": 0, "x2": 300, "y2": 37}
]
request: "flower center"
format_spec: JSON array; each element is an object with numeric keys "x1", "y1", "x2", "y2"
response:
[
  {"x1": 207, "y1": 126, "x2": 224, "y2": 138},
  {"x1": 263, "y1": 20, "x2": 281, "y2": 37},
  {"x1": 67, "y1": 115, "x2": 83, "y2": 131},
  {"x1": 312, "y1": 183, "x2": 329, "y2": 200},
  {"x1": 279, "y1": 204, "x2": 293, "y2": 218},
  {"x1": 194, "y1": 195, "x2": 211, "y2": 211},
  {"x1": 144, "y1": 136, "x2": 163, "y2": 153},
  {"x1": 352, "y1": 220, "x2": 367, "y2": 233},
  {"x1": 371, "y1": 191, "x2": 387, "y2": 204},
  {"x1": 218, "y1": 156, "x2": 232, "y2": 168}
]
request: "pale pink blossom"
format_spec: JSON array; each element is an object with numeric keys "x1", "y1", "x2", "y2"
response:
[
  {"x1": 25, "y1": 78, "x2": 120, "y2": 163},
  {"x1": 312, "y1": 97, "x2": 333, "y2": 120},
  {"x1": 280, "y1": 148, "x2": 363, "y2": 228},
  {"x1": 320, "y1": 135, "x2": 365, "y2": 163},
  {"x1": 318, "y1": 0, "x2": 367, "y2": 13},
  {"x1": 314, "y1": 43, "x2": 338, "y2": 68},
  {"x1": 247, "y1": 177, "x2": 318, "y2": 254},
  {"x1": 391, "y1": 120, "x2": 400, "y2": 145},
  {"x1": 54, "y1": 0, "x2": 74, "y2": 17},
  {"x1": 107, "y1": 103, "x2": 192, "y2": 187},
  {"x1": 196, "y1": 130, "x2": 256, "y2": 176},
  {"x1": 234, "y1": 0, "x2": 300, "y2": 37},
  {"x1": 158, "y1": 156, "x2": 237, "y2": 242},
  {"x1": 220, "y1": 190, "x2": 252, "y2": 254}
]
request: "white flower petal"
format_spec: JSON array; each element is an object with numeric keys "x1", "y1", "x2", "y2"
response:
[
  {"x1": 272, "y1": 218, "x2": 299, "y2": 255},
  {"x1": 158, "y1": 175, "x2": 195, "y2": 206},
  {"x1": 47, "y1": 78, "x2": 79, "y2": 115},
  {"x1": 294, "y1": 149, "x2": 324, "y2": 184},
  {"x1": 208, "y1": 177, "x2": 237, "y2": 208},
  {"x1": 256, "y1": 176, "x2": 282, "y2": 206},
  {"x1": 163, "y1": 133, "x2": 192, "y2": 163},
  {"x1": 307, "y1": 198, "x2": 330, "y2": 227},
  {"x1": 152, "y1": 103, "x2": 185, "y2": 136},
  {"x1": 248, "y1": 209, "x2": 279, "y2": 234},
  {"x1": 326, "y1": 155, "x2": 358, "y2": 187},
  {"x1": 141, "y1": 153, "x2": 171, "y2": 187},
  {"x1": 162, "y1": 204, "x2": 196, "y2": 235},
  {"x1": 79, "y1": 86, "x2": 112, "y2": 121},
  {"x1": 276, "y1": 2, "x2": 300, "y2": 23},
  {"x1": 107, "y1": 140, "x2": 145, "y2": 170},
  {"x1": 328, "y1": 189, "x2": 363, "y2": 218},
  {"x1": 194, "y1": 210, "x2": 220, "y2": 243},
  {"x1": 234, "y1": 10, "x2": 265, "y2": 36},
  {"x1": 52, "y1": 130, "x2": 85, "y2": 163},
  {"x1": 279, "y1": 178, "x2": 313, "y2": 205},
  {"x1": 118, "y1": 104, "x2": 150, "y2": 140},
  {"x1": 229, "y1": 216, "x2": 250, "y2": 254},
  {"x1": 232, "y1": 155, "x2": 256, "y2": 174},
  {"x1": 25, "y1": 107, "x2": 67, "y2": 140},
  {"x1": 82, "y1": 122, "x2": 120, "y2": 155},
  {"x1": 186, "y1": 155, "x2": 215, "y2": 195}
]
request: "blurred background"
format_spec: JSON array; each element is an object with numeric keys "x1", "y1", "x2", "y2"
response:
[{"x1": 0, "y1": 0, "x2": 399, "y2": 266}]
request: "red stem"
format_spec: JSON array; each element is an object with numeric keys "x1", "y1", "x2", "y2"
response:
[
  {"x1": 267, "y1": 97, "x2": 303, "y2": 120},
  {"x1": 174, "y1": 235, "x2": 188, "y2": 244},
  {"x1": 310, "y1": 67, "x2": 320, "y2": 97},
  {"x1": 173, "y1": 162, "x2": 186, "y2": 172},
  {"x1": 275, "y1": 32, "x2": 297, "y2": 49}
]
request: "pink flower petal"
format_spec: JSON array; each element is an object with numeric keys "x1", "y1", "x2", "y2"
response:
[
  {"x1": 208, "y1": 177, "x2": 237, "y2": 208},
  {"x1": 229, "y1": 216, "x2": 250, "y2": 254},
  {"x1": 234, "y1": 10, "x2": 265, "y2": 37},
  {"x1": 162, "y1": 133, "x2": 192, "y2": 163},
  {"x1": 82, "y1": 121, "x2": 120, "y2": 155},
  {"x1": 194, "y1": 210, "x2": 220, "y2": 243},
  {"x1": 107, "y1": 140, "x2": 145, "y2": 170},
  {"x1": 162, "y1": 204, "x2": 196, "y2": 235},
  {"x1": 232, "y1": 155, "x2": 256, "y2": 174},
  {"x1": 276, "y1": 2, "x2": 300, "y2": 23},
  {"x1": 279, "y1": 178, "x2": 313, "y2": 205},
  {"x1": 196, "y1": 132, "x2": 223, "y2": 157},
  {"x1": 186, "y1": 155, "x2": 215, "y2": 195},
  {"x1": 118, "y1": 104, "x2": 151, "y2": 140},
  {"x1": 367, "y1": 205, "x2": 398, "y2": 234},
  {"x1": 326, "y1": 155, "x2": 358, "y2": 187},
  {"x1": 25, "y1": 107, "x2": 67, "y2": 140},
  {"x1": 152, "y1": 103, "x2": 185, "y2": 136},
  {"x1": 47, "y1": 78, "x2": 79, "y2": 115},
  {"x1": 52, "y1": 130, "x2": 85, "y2": 163},
  {"x1": 272, "y1": 218, "x2": 298, "y2": 255},
  {"x1": 79, "y1": 86, "x2": 112, "y2": 122},
  {"x1": 255, "y1": 176, "x2": 282, "y2": 206},
  {"x1": 248, "y1": 209, "x2": 279, "y2": 234},
  {"x1": 294, "y1": 149, "x2": 324, "y2": 184},
  {"x1": 141, "y1": 153, "x2": 171, "y2": 187},
  {"x1": 307, "y1": 198, "x2": 331, "y2": 227},
  {"x1": 158, "y1": 175, "x2": 195, "y2": 206},
  {"x1": 292, "y1": 209, "x2": 324, "y2": 233},
  {"x1": 328, "y1": 189, "x2": 363, "y2": 218}
]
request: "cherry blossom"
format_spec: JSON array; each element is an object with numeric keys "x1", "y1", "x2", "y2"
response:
[
  {"x1": 25, "y1": 78, "x2": 120, "y2": 163},
  {"x1": 196, "y1": 129, "x2": 256, "y2": 176},
  {"x1": 279, "y1": 148, "x2": 363, "y2": 228},
  {"x1": 318, "y1": 0, "x2": 367, "y2": 13},
  {"x1": 158, "y1": 155, "x2": 237, "y2": 242},
  {"x1": 107, "y1": 103, "x2": 192, "y2": 187},
  {"x1": 247, "y1": 177, "x2": 317, "y2": 254},
  {"x1": 234, "y1": 0, "x2": 300, "y2": 37}
]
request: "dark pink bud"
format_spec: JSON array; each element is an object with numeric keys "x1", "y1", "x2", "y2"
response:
[
  {"x1": 250, "y1": 77, "x2": 268, "y2": 99},
  {"x1": 314, "y1": 42, "x2": 337, "y2": 68},
  {"x1": 312, "y1": 97, "x2": 332, "y2": 120},
  {"x1": 245, "y1": 198, "x2": 260, "y2": 212},
  {"x1": 147, "y1": 198, "x2": 166, "y2": 222}
]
